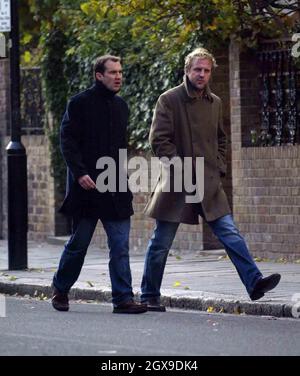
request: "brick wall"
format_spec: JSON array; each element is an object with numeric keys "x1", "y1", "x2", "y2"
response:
[
  {"x1": 230, "y1": 39, "x2": 300, "y2": 260},
  {"x1": 234, "y1": 146, "x2": 300, "y2": 260},
  {"x1": 1, "y1": 111, "x2": 204, "y2": 252},
  {"x1": 203, "y1": 48, "x2": 233, "y2": 249},
  {"x1": 1, "y1": 135, "x2": 204, "y2": 252},
  {"x1": 1, "y1": 135, "x2": 56, "y2": 242},
  {"x1": 24, "y1": 136, "x2": 56, "y2": 241}
]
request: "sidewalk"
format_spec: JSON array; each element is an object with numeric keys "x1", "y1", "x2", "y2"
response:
[{"x1": 0, "y1": 240, "x2": 299, "y2": 318}]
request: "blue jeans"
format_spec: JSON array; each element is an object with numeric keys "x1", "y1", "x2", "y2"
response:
[
  {"x1": 53, "y1": 217, "x2": 134, "y2": 306},
  {"x1": 141, "y1": 215, "x2": 263, "y2": 301}
]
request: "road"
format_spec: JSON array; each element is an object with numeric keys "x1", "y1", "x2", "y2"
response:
[{"x1": 0, "y1": 296, "x2": 299, "y2": 356}]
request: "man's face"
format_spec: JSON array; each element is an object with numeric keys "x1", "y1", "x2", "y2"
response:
[
  {"x1": 96, "y1": 60, "x2": 123, "y2": 92},
  {"x1": 186, "y1": 58, "x2": 212, "y2": 92}
]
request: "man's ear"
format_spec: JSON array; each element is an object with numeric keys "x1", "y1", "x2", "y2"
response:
[{"x1": 95, "y1": 72, "x2": 103, "y2": 81}]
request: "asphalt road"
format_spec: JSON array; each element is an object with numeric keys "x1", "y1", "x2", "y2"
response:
[{"x1": 0, "y1": 296, "x2": 299, "y2": 356}]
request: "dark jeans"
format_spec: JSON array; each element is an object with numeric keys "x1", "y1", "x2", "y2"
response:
[
  {"x1": 141, "y1": 214, "x2": 263, "y2": 301},
  {"x1": 53, "y1": 217, "x2": 134, "y2": 306}
]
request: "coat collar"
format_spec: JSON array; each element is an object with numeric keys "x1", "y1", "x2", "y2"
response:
[
  {"x1": 92, "y1": 80, "x2": 117, "y2": 99},
  {"x1": 182, "y1": 75, "x2": 213, "y2": 103}
]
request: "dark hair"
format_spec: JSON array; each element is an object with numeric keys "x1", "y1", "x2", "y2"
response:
[{"x1": 93, "y1": 55, "x2": 121, "y2": 78}]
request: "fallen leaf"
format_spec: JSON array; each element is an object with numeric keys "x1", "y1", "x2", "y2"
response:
[
  {"x1": 254, "y1": 257, "x2": 263, "y2": 262},
  {"x1": 176, "y1": 256, "x2": 181, "y2": 260},
  {"x1": 28, "y1": 268, "x2": 44, "y2": 273},
  {"x1": 86, "y1": 281, "x2": 94, "y2": 287},
  {"x1": 218, "y1": 255, "x2": 227, "y2": 260},
  {"x1": 37, "y1": 293, "x2": 45, "y2": 301},
  {"x1": 184, "y1": 286, "x2": 190, "y2": 290},
  {"x1": 207, "y1": 306, "x2": 215, "y2": 313},
  {"x1": 173, "y1": 281, "x2": 181, "y2": 287},
  {"x1": 233, "y1": 306, "x2": 241, "y2": 315},
  {"x1": 8, "y1": 276, "x2": 17, "y2": 281}
]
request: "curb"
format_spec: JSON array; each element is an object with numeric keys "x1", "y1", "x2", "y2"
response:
[
  {"x1": 0, "y1": 281, "x2": 295, "y2": 319},
  {"x1": 47, "y1": 236, "x2": 69, "y2": 246}
]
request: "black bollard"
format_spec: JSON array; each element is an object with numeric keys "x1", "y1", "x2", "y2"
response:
[{"x1": 6, "y1": 0, "x2": 28, "y2": 270}]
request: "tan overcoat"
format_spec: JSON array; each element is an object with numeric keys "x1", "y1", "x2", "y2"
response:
[{"x1": 144, "y1": 76, "x2": 231, "y2": 224}]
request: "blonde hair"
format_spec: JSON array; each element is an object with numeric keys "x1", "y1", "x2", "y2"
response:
[{"x1": 184, "y1": 48, "x2": 217, "y2": 73}]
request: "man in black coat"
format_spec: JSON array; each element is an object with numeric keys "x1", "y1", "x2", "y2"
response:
[{"x1": 52, "y1": 55, "x2": 147, "y2": 314}]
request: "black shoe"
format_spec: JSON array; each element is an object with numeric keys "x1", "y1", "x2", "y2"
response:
[
  {"x1": 113, "y1": 300, "x2": 147, "y2": 314},
  {"x1": 142, "y1": 298, "x2": 166, "y2": 312},
  {"x1": 250, "y1": 273, "x2": 281, "y2": 301},
  {"x1": 51, "y1": 287, "x2": 69, "y2": 311}
]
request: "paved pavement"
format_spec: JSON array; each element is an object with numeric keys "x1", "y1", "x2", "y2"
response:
[{"x1": 0, "y1": 240, "x2": 299, "y2": 318}]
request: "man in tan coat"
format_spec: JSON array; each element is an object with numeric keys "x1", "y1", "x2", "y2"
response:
[{"x1": 141, "y1": 48, "x2": 281, "y2": 311}]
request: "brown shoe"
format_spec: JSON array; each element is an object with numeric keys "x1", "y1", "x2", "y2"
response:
[
  {"x1": 113, "y1": 300, "x2": 147, "y2": 314},
  {"x1": 142, "y1": 298, "x2": 166, "y2": 312},
  {"x1": 51, "y1": 287, "x2": 69, "y2": 311}
]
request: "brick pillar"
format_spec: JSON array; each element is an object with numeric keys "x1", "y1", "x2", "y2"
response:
[
  {"x1": 0, "y1": 59, "x2": 10, "y2": 238},
  {"x1": 203, "y1": 48, "x2": 233, "y2": 249},
  {"x1": 229, "y1": 39, "x2": 243, "y2": 232}
]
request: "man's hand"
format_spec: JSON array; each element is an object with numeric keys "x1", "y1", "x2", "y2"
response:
[{"x1": 78, "y1": 175, "x2": 96, "y2": 190}]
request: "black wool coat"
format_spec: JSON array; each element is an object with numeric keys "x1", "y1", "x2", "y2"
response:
[{"x1": 59, "y1": 80, "x2": 133, "y2": 220}]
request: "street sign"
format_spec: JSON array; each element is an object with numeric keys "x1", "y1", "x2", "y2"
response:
[{"x1": 0, "y1": 0, "x2": 11, "y2": 32}]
